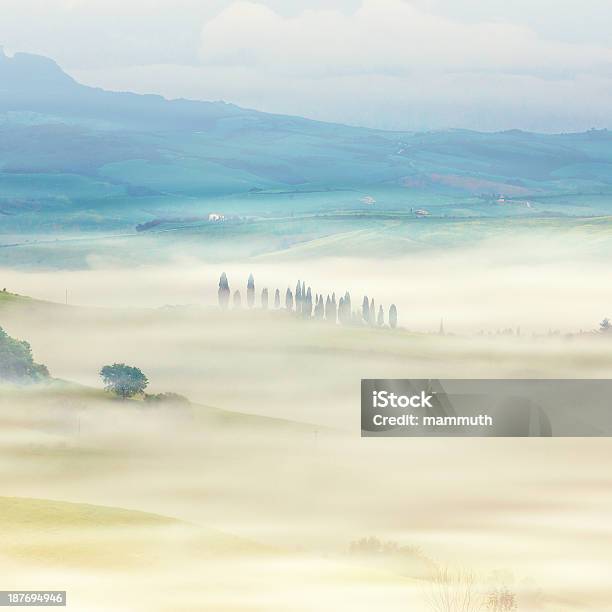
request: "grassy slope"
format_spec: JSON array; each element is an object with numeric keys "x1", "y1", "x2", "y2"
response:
[
  {"x1": 0, "y1": 291, "x2": 320, "y2": 433},
  {"x1": 0, "y1": 496, "x2": 268, "y2": 569},
  {"x1": 0, "y1": 496, "x2": 422, "y2": 612},
  {"x1": 0, "y1": 376, "x2": 318, "y2": 435},
  {"x1": 0, "y1": 290, "x2": 38, "y2": 305},
  {"x1": 0, "y1": 495, "x2": 179, "y2": 530}
]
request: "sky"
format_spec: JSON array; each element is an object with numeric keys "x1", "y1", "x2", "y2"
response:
[{"x1": 2, "y1": 0, "x2": 612, "y2": 132}]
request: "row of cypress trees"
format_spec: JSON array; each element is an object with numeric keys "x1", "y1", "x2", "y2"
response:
[{"x1": 218, "y1": 273, "x2": 397, "y2": 328}]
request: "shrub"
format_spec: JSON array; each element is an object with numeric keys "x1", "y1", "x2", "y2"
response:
[{"x1": 144, "y1": 392, "x2": 190, "y2": 407}]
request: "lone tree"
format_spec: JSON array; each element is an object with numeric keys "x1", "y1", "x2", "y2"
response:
[
  {"x1": 100, "y1": 363, "x2": 148, "y2": 399},
  {"x1": 261, "y1": 288, "x2": 269, "y2": 310},
  {"x1": 389, "y1": 304, "x2": 398, "y2": 329},
  {"x1": 274, "y1": 289, "x2": 281, "y2": 309},
  {"x1": 600, "y1": 318, "x2": 611, "y2": 333},
  {"x1": 247, "y1": 273, "x2": 255, "y2": 308},
  {"x1": 218, "y1": 272, "x2": 230, "y2": 310}
]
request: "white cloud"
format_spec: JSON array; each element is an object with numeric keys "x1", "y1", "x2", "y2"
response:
[
  {"x1": 74, "y1": 61, "x2": 612, "y2": 132},
  {"x1": 199, "y1": 0, "x2": 612, "y2": 79},
  {"x1": 5, "y1": 0, "x2": 612, "y2": 130}
]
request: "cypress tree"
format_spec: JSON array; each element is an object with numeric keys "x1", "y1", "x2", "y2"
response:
[
  {"x1": 274, "y1": 289, "x2": 281, "y2": 309},
  {"x1": 344, "y1": 292, "x2": 352, "y2": 322},
  {"x1": 233, "y1": 290, "x2": 242, "y2": 309},
  {"x1": 218, "y1": 272, "x2": 230, "y2": 310},
  {"x1": 286, "y1": 288, "x2": 294, "y2": 310},
  {"x1": 362, "y1": 296, "x2": 370, "y2": 323},
  {"x1": 389, "y1": 304, "x2": 398, "y2": 329},
  {"x1": 295, "y1": 281, "x2": 302, "y2": 314},
  {"x1": 303, "y1": 287, "x2": 313, "y2": 318},
  {"x1": 261, "y1": 288, "x2": 269, "y2": 310},
  {"x1": 314, "y1": 296, "x2": 323, "y2": 319},
  {"x1": 247, "y1": 273, "x2": 255, "y2": 308},
  {"x1": 339, "y1": 293, "x2": 351, "y2": 324},
  {"x1": 377, "y1": 305, "x2": 384, "y2": 326},
  {"x1": 369, "y1": 298, "x2": 376, "y2": 326}
]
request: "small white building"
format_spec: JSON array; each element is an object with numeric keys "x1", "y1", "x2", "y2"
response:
[{"x1": 208, "y1": 213, "x2": 225, "y2": 222}]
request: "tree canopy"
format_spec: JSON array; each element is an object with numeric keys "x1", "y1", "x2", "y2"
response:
[
  {"x1": 0, "y1": 326, "x2": 49, "y2": 383},
  {"x1": 100, "y1": 363, "x2": 148, "y2": 399}
]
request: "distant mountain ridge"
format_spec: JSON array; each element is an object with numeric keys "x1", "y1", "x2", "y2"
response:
[
  {"x1": 0, "y1": 50, "x2": 76, "y2": 89},
  {"x1": 1, "y1": 48, "x2": 382, "y2": 137},
  {"x1": 2, "y1": 49, "x2": 612, "y2": 240},
  {"x1": 0, "y1": 48, "x2": 257, "y2": 131}
]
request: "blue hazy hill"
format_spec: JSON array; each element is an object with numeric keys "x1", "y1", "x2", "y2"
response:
[{"x1": 2, "y1": 49, "x2": 612, "y2": 238}]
